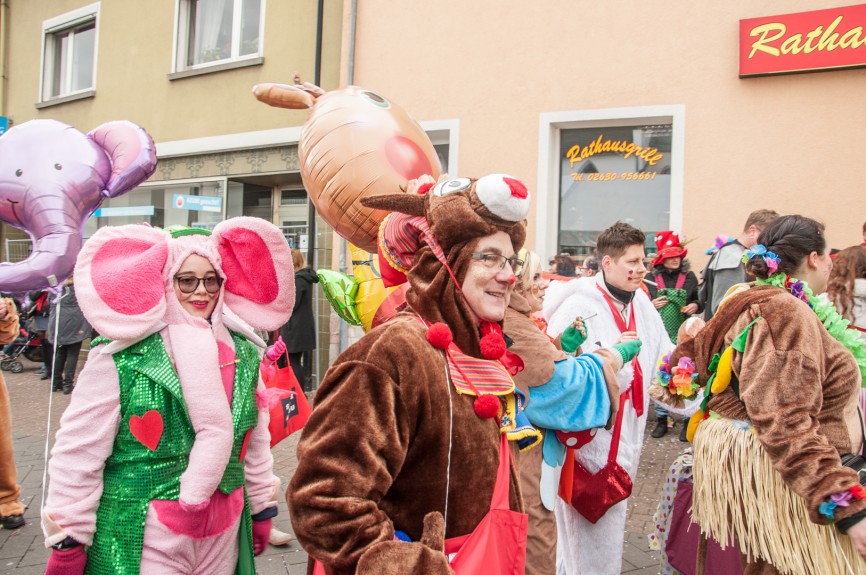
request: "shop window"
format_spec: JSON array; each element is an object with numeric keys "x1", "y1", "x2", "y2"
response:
[
  {"x1": 176, "y1": 0, "x2": 263, "y2": 70},
  {"x1": 558, "y1": 124, "x2": 673, "y2": 256},
  {"x1": 278, "y1": 189, "x2": 309, "y2": 249},
  {"x1": 84, "y1": 181, "x2": 224, "y2": 236},
  {"x1": 225, "y1": 182, "x2": 271, "y2": 220},
  {"x1": 41, "y1": 4, "x2": 99, "y2": 102}
]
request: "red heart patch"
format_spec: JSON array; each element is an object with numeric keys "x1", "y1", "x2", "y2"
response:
[{"x1": 129, "y1": 410, "x2": 164, "y2": 451}]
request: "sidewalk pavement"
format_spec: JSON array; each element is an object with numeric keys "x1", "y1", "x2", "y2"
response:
[{"x1": 1, "y1": 358, "x2": 688, "y2": 574}]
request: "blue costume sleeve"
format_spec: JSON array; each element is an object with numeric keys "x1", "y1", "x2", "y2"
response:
[{"x1": 525, "y1": 353, "x2": 611, "y2": 433}]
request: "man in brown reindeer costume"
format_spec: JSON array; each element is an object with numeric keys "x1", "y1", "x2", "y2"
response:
[{"x1": 289, "y1": 174, "x2": 540, "y2": 574}]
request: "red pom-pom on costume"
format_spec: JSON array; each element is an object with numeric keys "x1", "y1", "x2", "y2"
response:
[
  {"x1": 479, "y1": 322, "x2": 507, "y2": 359},
  {"x1": 416, "y1": 182, "x2": 434, "y2": 195},
  {"x1": 474, "y1": 394, "x2": 500, "y2": 419},
  {"x1": 426, "y1": 322, "x2": 453, "y2": 350}
]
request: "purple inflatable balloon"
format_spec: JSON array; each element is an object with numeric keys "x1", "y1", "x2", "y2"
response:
[{"x1": 0, "y1": 119, "x2": 157, "y2": 293}]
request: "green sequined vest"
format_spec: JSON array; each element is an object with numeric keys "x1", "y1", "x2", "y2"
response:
[{"x1": 86, "y1": 330, "x2": 260, "y2": 575}]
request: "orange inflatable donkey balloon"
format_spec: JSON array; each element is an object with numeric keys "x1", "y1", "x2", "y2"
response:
[{"x1": 252, "y1": 76, "x2": 442, "y2": 251}]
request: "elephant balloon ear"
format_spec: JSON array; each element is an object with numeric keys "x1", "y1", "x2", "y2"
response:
[
  {"x1": 88, "y1": 120, "x2": 158, "y2": 199},
  {"x1": 212, "y1": 217, "x2": 295, "y2": 331},
  {"x1": 75, "y1": 224, "x2": 169, "y2": 340}
]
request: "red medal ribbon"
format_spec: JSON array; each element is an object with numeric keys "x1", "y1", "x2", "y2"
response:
[{"x1": 596, "y1": 285, "x2": 644, "y2": 416}]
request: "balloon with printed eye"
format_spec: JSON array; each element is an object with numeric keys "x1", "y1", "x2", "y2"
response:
[
  {"x1": 0, "y1": 119, "x2": 157, "y2": 294},
  {"x1": 252, "y1": 77, "x2": 442, "y2": 251}
]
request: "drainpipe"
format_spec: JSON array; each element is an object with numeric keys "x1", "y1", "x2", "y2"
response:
[
  {"x1": 337, "y1": 0, "x2": 358, "y2": 353},
  {"x1": 0, "y1": 0, "x2": 7, "y2": 116},
  {"x1": 314, "y1": 0, "x2": 323, "y2": 86}
]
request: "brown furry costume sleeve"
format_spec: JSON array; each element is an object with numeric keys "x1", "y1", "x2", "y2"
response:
[
  {"x1": 686, "y1": 288, "x2": 866, "y2": 524},
  {"x1": 0, "y1": 299, "x2": 19, "y2": 345}
]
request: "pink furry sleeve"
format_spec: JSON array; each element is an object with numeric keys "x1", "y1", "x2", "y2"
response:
[
  {"x1": 243, "y1": 377, "x2": 276, "y2": 514},
  {"x1": 42, "y1": 346, "x2": 121, "y2": 547}
]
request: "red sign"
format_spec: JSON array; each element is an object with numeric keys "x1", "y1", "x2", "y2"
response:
[{"x1": 740, "y1": 4, "x2": 866, "y2": 77}]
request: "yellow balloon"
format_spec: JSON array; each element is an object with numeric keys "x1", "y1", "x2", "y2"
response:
[
  {"x1": 686, "y1": 410, "x2": 703, "y2": 443},
  {"x1": 710, "y1": 347, "x2": 734, "y2": 395},
  {"x1": 350, "y1": 244, "x2": 406, "y2": 332}
]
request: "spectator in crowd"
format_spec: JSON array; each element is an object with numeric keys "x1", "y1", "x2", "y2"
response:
[
  {"x1": 0, "y1": 297, "x2": 24, "y2": 530},
  {"x1": 278, "y1": 249, "x2": 319, "y2": 392},
  {"x1": 550, "y1": 254, "x2": 577, "y2": 278},
  {"x1": 46, "y1": 275, "x2": 91, "y2": 395},
  {"x1": 645, "y1": 231, "x2": 700, "y2": 440},
  {"x1": 579, "y1": 255, "x2": 598, "y2": 277},
  {"x1": 27, "y1": 290, "x2": 53, "y2": 379},
  {"x1": 826, "y1": 245, "x2": 866, "y2": 338},
  {"x1": 698, "y1": 209, "x2": 779, "y2": 321}
]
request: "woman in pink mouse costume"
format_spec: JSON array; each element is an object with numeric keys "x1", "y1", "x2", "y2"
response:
[{"x1": 41, "y1": 217, "x2": 294, "y2": 575}]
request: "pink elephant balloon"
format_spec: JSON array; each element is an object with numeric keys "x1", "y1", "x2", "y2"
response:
[{"x1": 0, "y1": 119, "x2": 157, "y2": 293}]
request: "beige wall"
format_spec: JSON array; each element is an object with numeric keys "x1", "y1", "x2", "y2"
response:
[
  {"x1": 344, "y1": 0, "x2": 866, "y2": 265},
  {"x1": 3, "y1": 0, "x2": 343, "y2": 142}
]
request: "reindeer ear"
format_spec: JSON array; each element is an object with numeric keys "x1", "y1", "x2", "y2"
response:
[
  {"x1": 360, "y1": 193, "x2": 426, "y2": 217},
  {"x1": 212, "y1": 217, "x2": 295, "y2": 331},
  {"x1": 75, "y1": 224, "x2": 169, "y2": 340},
  {"x1": 88, "y1": 121, "x2": 158, "y2": 198}
]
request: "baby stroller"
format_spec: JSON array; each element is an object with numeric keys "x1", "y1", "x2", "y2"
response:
[{"x1": 0, "y1": 327, "x2": 43, "y2": 373}]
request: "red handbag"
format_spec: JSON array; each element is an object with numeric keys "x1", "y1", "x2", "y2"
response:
[
  {"x1": 569, "y1": 393, "x2": 632, "y2": 523},
  {"x1": 260, "y1": 355, "x2": 312, "y2": 448}
]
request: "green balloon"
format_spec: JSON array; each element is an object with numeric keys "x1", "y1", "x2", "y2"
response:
[{"x1": 317, "y1": 269, "x2": 362, "y2": 326}]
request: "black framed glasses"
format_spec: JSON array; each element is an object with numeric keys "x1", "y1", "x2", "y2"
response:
[
  {"x1": 471, "y1": 252, "x2": 525, "y2": 275},
  {"x1": 174, "y1": 275, "x2": 222, "y2": 294}
]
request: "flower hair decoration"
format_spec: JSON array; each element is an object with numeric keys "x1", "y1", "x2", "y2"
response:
[{"x1": 741, "y1": 244, "x2": 781, "y2": 273}]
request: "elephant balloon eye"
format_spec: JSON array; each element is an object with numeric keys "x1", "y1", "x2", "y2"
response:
[
  {"x1": 14, "y1": 169, "x2": 22, "y2": 177},
  {"x1": 360, "y1": 91, "x2": 391, "y2": 109},
  {"x1": 54, "y1": 163, "x2": 63, "y2": 170}
]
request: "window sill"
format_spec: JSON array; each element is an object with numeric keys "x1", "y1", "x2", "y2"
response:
[
  {"x1": 35, "y1": 89, "x2": 95, "y2": 109},
  {"x1": 168, "y1": 56, "x2": 264, "y2": 81}
]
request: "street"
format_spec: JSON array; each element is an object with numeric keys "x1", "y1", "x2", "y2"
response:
[{"x1": 0, "y1": 357, "x2": 686, "y2": 574}]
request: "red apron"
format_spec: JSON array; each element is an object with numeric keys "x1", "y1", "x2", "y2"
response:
[{"x1": 443, "y1": 433, "x2": 528, "y2": 574}]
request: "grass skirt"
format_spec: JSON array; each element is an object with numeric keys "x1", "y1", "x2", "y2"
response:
[{"x1": 692, "y1": 416, "x2": 866, "y2": 575}]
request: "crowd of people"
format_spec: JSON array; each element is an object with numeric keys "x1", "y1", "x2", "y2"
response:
[{"x1": 0, "y1": 183, "x2": 864, "y2": 575}]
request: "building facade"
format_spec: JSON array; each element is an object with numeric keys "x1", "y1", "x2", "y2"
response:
[
  {"x1": 339, "y1": 0, "x2": 866, "y2": 265},
  {"x1": 0, "y1": 0, "x2": 345, "y2": 382}
]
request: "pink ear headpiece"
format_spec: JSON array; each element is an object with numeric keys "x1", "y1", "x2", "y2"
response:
[{"x1": 75, "y1": 217, "x2": 295, "y2": 341}]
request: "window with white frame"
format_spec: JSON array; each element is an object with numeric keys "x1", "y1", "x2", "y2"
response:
[
  {"x1": 41, "y1": 4, "x2": 99, "y2": 101},
  {"x1": 176, "y1": 0, "x2": 263, "y2": 69}
]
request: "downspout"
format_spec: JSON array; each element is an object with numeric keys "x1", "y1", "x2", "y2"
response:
[
  {"x1": 0, "y1": 0, "x2": 7, "y2": 116},
  {"x1": 338, "y1": 0, "x2": 358, "y2": 352},
  {"x1": 314, "y1": 0, "x2": 323, "y2": 86}
]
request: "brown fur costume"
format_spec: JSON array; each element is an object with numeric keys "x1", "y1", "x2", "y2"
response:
[
  {"x1": 0, "y1": 299, "x2": 23, "y2": 520},
  {"x1": 289, "y1": 176, "x2": 531, "y2": 575},
  {"x1": 672, "y1": 285, "x2": 865, "y2": 574}
]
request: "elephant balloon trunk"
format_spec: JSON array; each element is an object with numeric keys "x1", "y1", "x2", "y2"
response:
[{"x1": 0, "y1": 230, "x2": 82, "y2": 293}]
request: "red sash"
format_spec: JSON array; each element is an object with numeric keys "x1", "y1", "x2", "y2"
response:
[{"x1": 596, "y1": 285, "x2": 644, "y2": 416}]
